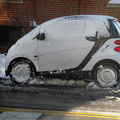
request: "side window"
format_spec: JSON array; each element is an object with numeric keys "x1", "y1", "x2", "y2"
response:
[
  {"x1": 45, "y1": 19, "x2": 85, "y2": 41},
  {"x1": 85, "y1": 19, "x2": 110, "y2": 41},
  {"x1": 84, "y1": 20, "x2": 97, "y2": 39},
  {"x1": 96, "y1": 20, "x2": 110, "y2": 39},
  {"x1": 113, "y1": 21, "x2": 120, "y2": 37}
]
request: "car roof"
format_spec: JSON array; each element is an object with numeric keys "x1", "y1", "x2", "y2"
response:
[
  {"x1": 64, "y1": 15, "x2": 117, "y2": 21},
  {"x1": 40, "y1": 15, "x2": 117, "y2": 31},
  {"x1": 42, "y1": 15, "x2": 117, "y2": 26}
]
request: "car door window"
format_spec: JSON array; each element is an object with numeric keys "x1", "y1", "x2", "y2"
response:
[
  {"x1": 113, "y1": 21, "x2": 120, "y2": 37},
  {"x1": 44, "y1": 19, "x2": 85, "y2": 41},
  {"x1": 85, "y1": 19, "x2": 110, "y2": 41}
]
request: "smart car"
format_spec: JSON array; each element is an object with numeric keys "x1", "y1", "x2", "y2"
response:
[{"x1": 5, "y1": 15, "x2": 120, "y2": 87}]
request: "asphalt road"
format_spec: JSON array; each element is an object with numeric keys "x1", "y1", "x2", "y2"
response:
[{"x1": 0, "y1": 85, "x2": 120, "y2": 120}]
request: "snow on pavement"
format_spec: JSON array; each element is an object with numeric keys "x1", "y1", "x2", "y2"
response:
[{"x1": 0, "y1": 54, "x2": 9, "y2": 79}]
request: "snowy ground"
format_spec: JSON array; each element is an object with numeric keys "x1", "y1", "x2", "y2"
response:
[
  {"x1": 0, "y1": 54, "x2": 120, "y2": 89},
  {"x1": 0, "y1": 54, "x2": 9, "y2": 79}
]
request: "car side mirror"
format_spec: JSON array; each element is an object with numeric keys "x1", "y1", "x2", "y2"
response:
[
  {"x1": 86, "y1": 31, "x2": 98, "y2": 41},
  {"x1": 33, "y1": 33, "x2": 45, "y2": 40},
  {"x1": 40, "y1": 33, "x2": 45, "y2": 40}
]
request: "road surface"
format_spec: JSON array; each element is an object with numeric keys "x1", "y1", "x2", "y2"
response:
[{"x1": 0, "y1": 85, "x2": 120, "y2": 120}]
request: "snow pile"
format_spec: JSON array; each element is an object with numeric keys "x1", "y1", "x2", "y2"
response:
[
  {"x1": 0, "y1": 54, "x2": 9, "y2": 79},
  {"x1": 29, "y1": 78, "x2": 88, "y2": 87}
]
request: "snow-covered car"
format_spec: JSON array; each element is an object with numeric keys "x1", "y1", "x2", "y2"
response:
[{"x1": 5, "y1": 15, "x2": 120, "y2": 87}]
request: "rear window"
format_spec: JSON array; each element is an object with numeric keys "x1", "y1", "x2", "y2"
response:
[{"x1": 113, "y1": 21, "x2": 120, "y2": 37}]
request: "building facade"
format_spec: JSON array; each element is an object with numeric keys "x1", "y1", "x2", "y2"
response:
[{"x1": 0, "y1": 0, "x2": 120, "y2": 52}]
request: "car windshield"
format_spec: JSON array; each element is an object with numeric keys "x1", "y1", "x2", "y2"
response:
[{"x1": 113, "y1": 20, "x2": 120, "y2": 37}]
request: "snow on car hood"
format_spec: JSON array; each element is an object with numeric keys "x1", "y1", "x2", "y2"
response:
[{"x1": 16, "y1": 25, "x2": 40, "y2": 45}]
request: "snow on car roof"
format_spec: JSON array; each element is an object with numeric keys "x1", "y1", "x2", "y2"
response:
[
  {"x1": 39, "y1": 15, "x2": 112, "y2": 42},
  {"x1": 64, "y1": 15, "x2": 117, "y2": 20},
  {"x1": 41, "y1": 15, "x2": 117, "y2": 29}
]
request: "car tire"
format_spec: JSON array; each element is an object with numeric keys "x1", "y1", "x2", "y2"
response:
[
  {"x1": 93, "y1": 63, "x2": 119, "y2": 88},
  {"x1": 10, "y1": 59, "x2": 36, "y2": 84}
]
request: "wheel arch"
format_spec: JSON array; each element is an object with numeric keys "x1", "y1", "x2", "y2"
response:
[
  {"x1": 92, "y1": 59, "x2": 120, "y2": 76},
  {"x1": 7, "y1": 57, "x2": 36, "y2": 76}
]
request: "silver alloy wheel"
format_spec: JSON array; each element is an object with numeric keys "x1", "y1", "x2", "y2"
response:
[
  {"x1": 96, "y1": 65, "x2": 118, "y2": 87},
  {"x1": 10, "y1": 60, "x2": 33, "y2": 83}
]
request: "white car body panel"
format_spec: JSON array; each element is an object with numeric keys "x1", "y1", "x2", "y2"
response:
[
  {"x1": 83, "y1": 38, "x2": 120, "y2": 71},
  {"x1": 37, "y1": 38, "x2": 94, "y2": 71}
]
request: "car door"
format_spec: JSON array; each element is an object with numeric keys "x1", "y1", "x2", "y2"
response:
[{"x1": 37, "y1": 18, "x2": 96, "y2": 72}]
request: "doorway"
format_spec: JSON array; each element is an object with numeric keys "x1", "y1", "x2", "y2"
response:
[{"x1": 0, "y1": 26, "x2": 21, "y2": 52}]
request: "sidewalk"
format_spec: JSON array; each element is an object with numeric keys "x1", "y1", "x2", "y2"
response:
[{"x1": 0, "y1": 112, "x2": 41, "y2": 120}]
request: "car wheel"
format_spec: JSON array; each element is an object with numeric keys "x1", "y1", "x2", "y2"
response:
[
  {"x1": 93, "y1": 63, "x2": 119, "y2": 88},
  {"x1": 10, "y1": 59, "x2": 36, "y2": 84}
]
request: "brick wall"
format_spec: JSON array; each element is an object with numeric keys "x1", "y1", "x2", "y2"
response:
[
  {"x1": 0, "y1": 0, "x2": 34, "y2": 26},
  {"x1": 34, "y1": 0, "x2": 80, "y2": 24},
  {"x1": 80, "y1": 0, "x2": 120, "y2": 20},
  {"x1": 0, "y1": 0, "x2": 80, "y2": 27},
  {"x1": 0, "y1": 0, "x2": 120, "y2": 34}
]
